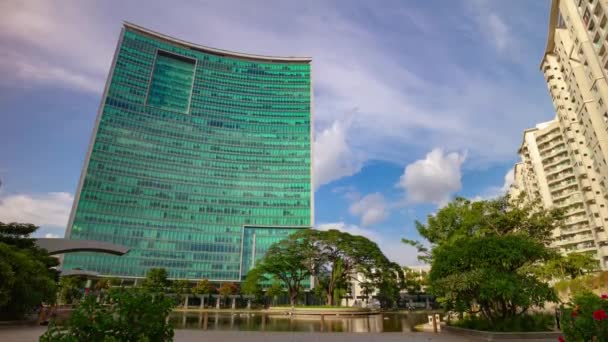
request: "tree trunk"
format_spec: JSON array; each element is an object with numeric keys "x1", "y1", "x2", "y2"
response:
[{"x1": 326, "y1": 293, "x2": 333, "y2": 306}]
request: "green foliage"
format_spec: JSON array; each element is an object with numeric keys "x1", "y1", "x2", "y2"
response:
[
  {"x1": 192, "y1": 279, "x2": 214, "y2": 296},
  {"x1": 553, "y1": 272, "x2": 608, "y2": 295},
  {"x1": 402, "y1": 268, "x2": 429, "y2": 294},
  {"x1": 537, "y1": 252, "x2": 599, "y2": 281},
  {"x1": 405, "y1": 196, "x2": 562, "y2": 329},
  {"x1": 241, "y1": 269, "x2": 264, "y2": 299},
  {"x1": 560, "y1": 292, "x2": 608, "y2": 341},
  {"x1": 0, "y1": 222, "x2": 59, "y2": 320},
  {"x1": 218, "y1": 282, "x2": 238, "y2": 297},
  {"x1": 265, "y1": 281, "x2": 284, "y2": 306},
  {"x1": 41, "y1": 288, "x2": 175, "y2": 342},
  {"x1": 171, "y1": 280, "x2": 191, "y2": 295},
  {"x1": 247, "y1": 228, "x2": 397, "y2": 307},
  {"x1": 451, "y1": 313, "x2": 554, "y2": 332},
  {"x1": 251, "y1": 233, "x2": 314, "y2": 306},
  {"x1": 141, "y1": 268, "x2": 170, "y2": 292},
  {"x1": 58, "y1": 276, "x2": 84, "y2": 304}
]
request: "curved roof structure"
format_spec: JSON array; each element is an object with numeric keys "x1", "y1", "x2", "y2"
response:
[
  {"x1": 35, "y1": 238, "x2": 129, "y2": 256},
  {"x1": 124, "y1": 21, "x2": 312, "y2": 62}
]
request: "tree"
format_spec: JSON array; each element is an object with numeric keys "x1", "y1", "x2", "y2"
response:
[
  {"x1": 192, "y1": 279, "x2": 214, "y2": 296},
  {"x1": 218, "y1": 282, "x2": 238, "y2": 297},
  {"x1": 241, "y1": 268, "x2": 264, "y2": 299},
  {"x1": 265, "y1": 281, "x2": 284, "y2": 306},
  {"x1": 171, "y1": 280, "x2": 191, "y2": 295},
  {"x1": 192, "y1": 279, "x2": 214, "y2": 308},
  {"x1": 41, "y1": 288, "x2": 175, "y2": 341},
  {"x1": 253, "y1": 235, "x2": 314, "y2": 306},
  {"x1": 0, "y1": 222, "x2": 59, "y2": 320},
  {"x1": 404, "y1": 196, "x2": 561, "y2": 327},
  {"x1": 172, "y1": 279, "x2": 191, "y2": 308},
  {"x1": 292, "y1": 229, "x2": 394, "y2": 306},
  {"x1": 59, "y1": 276, "x2": 84, "y2": 304},
  {"x1": 538, "y1": 252, "x2": 599, "y2": 280},
  {"x1": 141, "y1": 268, "x2": 170, "y2": 292}
]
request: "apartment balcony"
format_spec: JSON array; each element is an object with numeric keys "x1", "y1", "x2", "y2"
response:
[
  {"x1": 563, "y1": 215, "x2": 590, "y2": 226},
  {"x1": 540, "y1": 146, "x2": 568, "y2": 159},
  {"x1": 543, "y1": 155, "x2": 571, "y2": 170},
  {"x1": 561, "y1": 225, "x2": 592, "y2": 236},
  {"x1": 547, "y1": 172, "x2": 575, "y2": 186},
  {"x1": 553, "y1": 189, "x2": 581, "y2": 202},
  {"x1": 554, "y1": 193, "x2": 584, "y2": 207},
  {"x1": 546, "y1": 163, "x2": 573, "y2": 177},
  {"x1": 549, "y1": 180, "x2": 578, "y2": 193}
]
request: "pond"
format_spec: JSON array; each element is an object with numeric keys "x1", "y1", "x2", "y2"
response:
[{"x1": 168, "y1": 312, "x2": 429, "y2": 333}]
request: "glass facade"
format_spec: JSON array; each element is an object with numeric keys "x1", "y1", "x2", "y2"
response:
[{"x1": 63, "y1": 24, "x2": 312, "y2": 281}]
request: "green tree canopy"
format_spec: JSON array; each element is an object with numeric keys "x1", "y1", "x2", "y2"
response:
[
  {"x1": 59, "y1": 276, "x2": 84, "y2": 305},
  {"x1": 41, "y1": 288, "x2": 175, "y2": 341},
  {"x1": 141, "y1": 268, "x2": 170, "y2": 292},
  {"x1": 0, "y1": 222, "x2": 59, "y2": 320},
  {"x1": 247, "y1": 228, "x2": 398, "y2": 306},
  {"x1": 404, "y1": 196, "x2": 561, "y2": 327},
  {"x1": 251, "y1": 233, "x2": 316, "y2": 306},
  {"x1": 192, "y1": 279, "x2": 214, "y2": 296},
  {"x1": 218, "y1": 282, "x2": 238, "y2": 297},
  {"x1": 171, "y1": 280, "x2": 191, "y2": 295}
]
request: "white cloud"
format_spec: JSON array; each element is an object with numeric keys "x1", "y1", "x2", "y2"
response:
[
  {"x1": 0, "y1": 0, "x2": 552, "y2": 178},
  {"x1": 314, "y1": 120, "x2": 365, "y2": 189},
  {"x1": 501, "y1": 167, "x2": 515, "y2": 193},
  {"x1": 472, "y1": 167, "x2": 515, "y2": 201},
  {"x1": 44, "y1": 233, "x2": 60, "y2": 238},
  {"x1": 399, "y1": 149, "x2": 467, "y2": 205},
  {"x1": 484, "y1": 14, "x2": 510, "y2": 51},
  {"x1": 316, "y1": 222, "x2": 418, "y2": 265},
  {"x1": 0, "y1": 192, "x2": 73, "y2": 228},
  {"x1": 349, "y1": 193, "x2": 389, "y2": 226}
]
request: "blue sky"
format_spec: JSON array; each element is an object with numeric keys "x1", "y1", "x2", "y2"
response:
[{"x1": 0, "y1": 0, "x2": 554, "y2": 265}]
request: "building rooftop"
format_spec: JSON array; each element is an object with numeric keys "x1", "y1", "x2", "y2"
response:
[{"x1": 124, "y1": 22, "x2": 312, "y2": 63}]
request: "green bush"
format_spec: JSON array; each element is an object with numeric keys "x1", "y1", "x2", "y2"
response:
[
  {"x1": 560, "y1": 292, "x2": 608, "y2": 342},
  {"x1": 41, "y1": 287, "x2": 175, "y2": 342},
  {"x1": 451, "y1": 313, "x2": 555, "y2": 332}
]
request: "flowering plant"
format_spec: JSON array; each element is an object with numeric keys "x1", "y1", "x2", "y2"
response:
[{"x1": 560, "y1": 292, "x2": 608, "y2": 341}]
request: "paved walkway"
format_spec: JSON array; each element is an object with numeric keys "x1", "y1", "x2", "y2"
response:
[{"x1": 0, "y1": 326, "x2": 557, "y2": 342}]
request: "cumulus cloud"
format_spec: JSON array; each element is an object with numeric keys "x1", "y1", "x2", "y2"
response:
[
  {"x1": 472, "y1": 167, "x2": 515, "y2": 201},
  {"x1": 316, "y1": 222, "x2": 418, "y2": 265},
  {"x1": 0, "y1": 192, "x2": 73, "y2": 228},
  {"x1": 349, "y1": 192, "x2": 389, "y2": 226},
  {"x1": 399, "y1": 149, "x2": 466, "y2": 205},
  {"x1": 314, "y1": 120, "x2": 365, "y2": 189},
  {"x1": 0, "y1": 0, "x2": 552, "y2": 172},
  {"x1": 44, "y1": 233, "x2": 60, "y2": 238}
]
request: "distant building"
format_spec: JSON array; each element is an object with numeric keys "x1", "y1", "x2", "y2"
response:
[
  {"x1": 63, "y1": 22, "x2": 313, "y2": 281},
  {"x1": 509, "y1": 0, "x2": 608, "y2": 269}
]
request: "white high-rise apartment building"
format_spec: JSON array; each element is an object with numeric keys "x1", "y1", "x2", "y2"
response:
[{"x1": 510, "y1": 0, "x2": 608, "y2": 268}]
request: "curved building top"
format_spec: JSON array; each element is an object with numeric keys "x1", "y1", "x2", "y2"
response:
[{"x1": 124, "y1": 22, "x2": 312, "y2": 63}]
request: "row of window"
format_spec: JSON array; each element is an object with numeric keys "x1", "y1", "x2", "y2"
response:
[{"x1": 80, "y1": 189, "x2": 310, "y2": 209}]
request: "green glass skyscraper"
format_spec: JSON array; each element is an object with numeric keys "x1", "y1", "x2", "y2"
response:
[{"x1": 63, "y1": 22, "x2": 313, "y2": 281}]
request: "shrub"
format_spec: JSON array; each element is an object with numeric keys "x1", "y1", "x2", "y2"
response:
[
  {"x1": 451, "y1": 313, "x2": 555, "y2": 332},
  {"x1": 560, "y1": 292, "x2": 608, "y2": 342},
  {"x1": 40, "y1": 287, "x2": 175, "y2": 342}
]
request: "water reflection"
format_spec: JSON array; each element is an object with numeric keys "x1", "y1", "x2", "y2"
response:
[{"x1": 169, "y1": 312, "x2": 428, "y2": 333}]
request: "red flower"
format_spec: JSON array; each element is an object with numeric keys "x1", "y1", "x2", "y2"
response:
[
  {"x1": 571, "y1": 311, "x2": 578, "y2": 318},
  {"x1": 558, "y1": 336, "x2": 565, "y2": 342},
  {"x1": 602, "y1": 294, "x2": 608, "y2": 300},
  {"x1": 593, "y1": 309, "x2": 608, "y2": 321}
]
